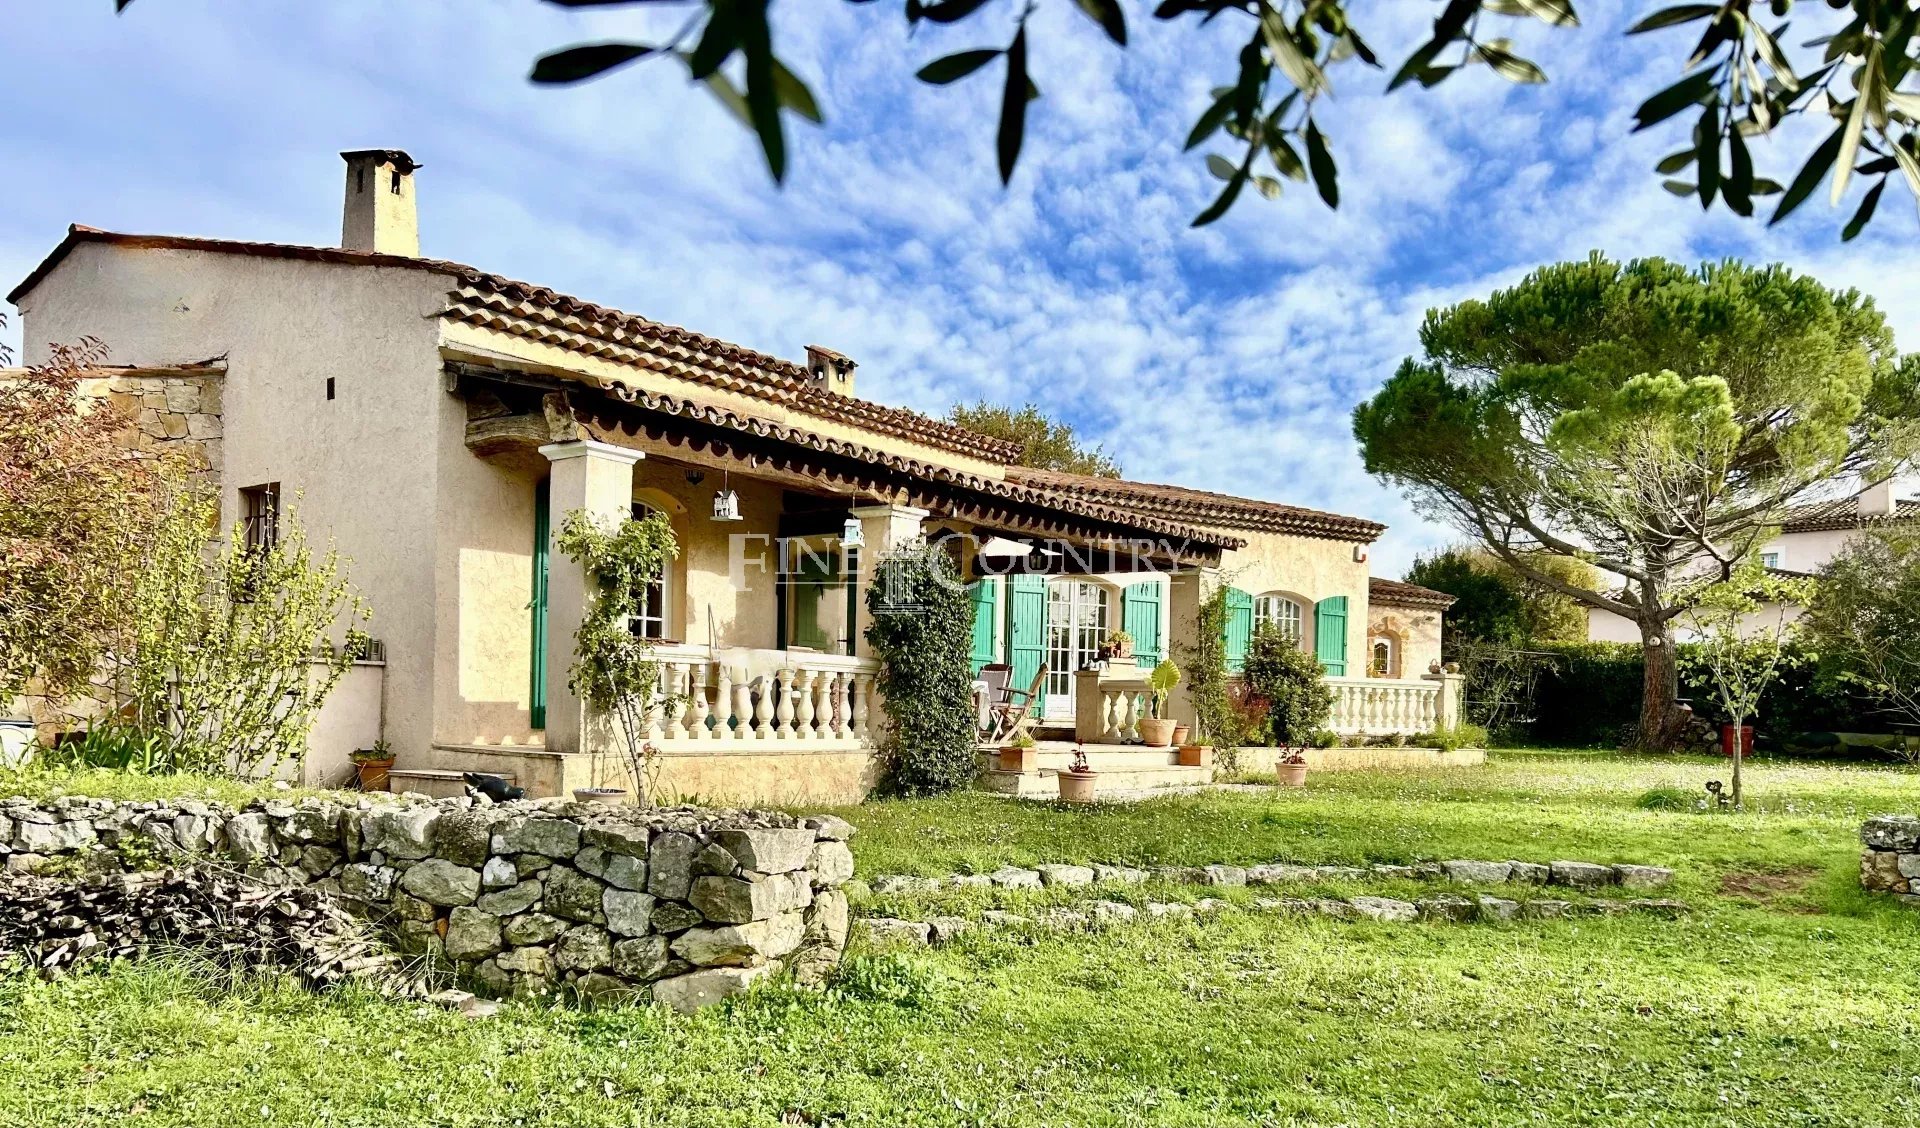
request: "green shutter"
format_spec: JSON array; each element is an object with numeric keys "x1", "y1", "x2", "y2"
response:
[
  {"x1": 1007, "y1": 574, "x2": 1049, "y2": 708},
  {"x1": 1122, "y1": 581, "x2": 1163, "y2": 668},
  {"x1": 529, "y1": 483, "x2": 550, "y2": 730},
  {"x1": 967, "y1": 578, "x2": 999, "y2": 675},
  {"x1": 1314, "y1": 595, "x2": 1349, "y2": 676},
  {"x1": 1223, "y1": 587, "x2": 1254, "y2": 673},
  {"x1": 791, "y1": 552, "x2": 836, "y2": 650}
]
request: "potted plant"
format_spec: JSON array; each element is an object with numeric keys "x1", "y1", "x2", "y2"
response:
[
  {"x1": 1275, "y1": 747, "x2": 1309, "y2": 787},
  {"x1": 1244, "y1": 625, "x2": 1333, "y2": 789},
  {"x1": 573, "y1": 785, "x2": 627, "y2": 805},
  {"x1": 998, "y1": 728, "x2": 1039, "y2": 773},
  {"x1": 1104, "y1": 629, "x2": 1135, "y2": 661},
  {"x1": 350, "y1": 739, "x2": 395, "y2": 791},
  {"x1": 1170, "y1": 722, "x2": 1191, "y2": 745},
  {"x1": 1057, "y1": 744, "x2": 1097, "y2": 803},
  {"x1": 1137, "y1": 659, "x2": 1182, "y2": 747},
  {"x1": 1176, "y1": 740, "x2": 1213, "y2": 768}
]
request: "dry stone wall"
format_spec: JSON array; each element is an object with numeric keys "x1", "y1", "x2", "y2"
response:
[
  {"x1": 1860, "y1": 815, "x2": 1920, "y2": 902},
  {"x1": 0, "y1": 793, "x2": 856, "y2": 1011}
]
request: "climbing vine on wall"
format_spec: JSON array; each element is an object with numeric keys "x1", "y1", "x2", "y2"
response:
[{"x1": 865, "y1": 541, "x2": 977, "y2": 796}]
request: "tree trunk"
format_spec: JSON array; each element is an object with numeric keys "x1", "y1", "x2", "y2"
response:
[{"x1": 1635, "y1": 616, "x2": 1680, "y2": 751}]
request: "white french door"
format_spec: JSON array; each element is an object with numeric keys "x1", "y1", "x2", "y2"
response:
[{"x1": 1044, "y1": 580, "x2": 1110, "y2": 721}]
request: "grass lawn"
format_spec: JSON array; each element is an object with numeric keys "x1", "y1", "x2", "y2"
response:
[{"x1": 5, "y1": 748, "x2": 1920, "y2": 1127}]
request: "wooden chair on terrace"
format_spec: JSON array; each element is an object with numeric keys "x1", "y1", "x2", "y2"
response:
[
  {"x1": 987, "y1": 664, "x2": 1049, "y2": 744},
  {"x1": 977, "y1": 663, "x2": 1012, "y2": 740}
]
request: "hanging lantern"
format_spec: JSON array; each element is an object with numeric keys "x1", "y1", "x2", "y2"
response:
[
  {"x1": 840, "y1": 516, "x2": 865, "y2": 547},
  {"x1": 711, "y1": 487, "x2": 742, "y2": 522}
]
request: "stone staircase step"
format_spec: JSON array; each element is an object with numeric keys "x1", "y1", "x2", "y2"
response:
[{"x1": 385, "y1": 767, "x2": 517, "y2": 800}]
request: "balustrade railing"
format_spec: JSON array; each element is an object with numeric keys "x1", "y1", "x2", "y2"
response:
[
  {"x1": 640, "y1": 646, "x2": 880, "y2": 748},
  {"x1": 1325, "y1": 676, "x2": 1440, "y2": 736}
]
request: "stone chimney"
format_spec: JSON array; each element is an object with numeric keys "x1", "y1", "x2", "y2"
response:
[
  {"x1": 1859, "y1": 477, "x2": 1899, "y2": 517},
  {"x1": 340, "y1": 149, "x2": 421, "y2": 257},
  {"x1": 804, "y1": 345, "x2": 858, "y2": 397}
]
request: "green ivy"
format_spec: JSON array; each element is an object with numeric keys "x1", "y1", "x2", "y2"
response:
[{"x1": 864, "y1": 542, "x2": 976, "y2": 796}]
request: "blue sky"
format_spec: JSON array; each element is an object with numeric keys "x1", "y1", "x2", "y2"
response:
[{"x1": 5, "y1": 2, "x2": 1915, "y2": 576}]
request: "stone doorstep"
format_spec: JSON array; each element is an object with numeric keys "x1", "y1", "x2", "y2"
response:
[{"x1": 853, "y1": 892, "x2": 1691, "y2": 948}]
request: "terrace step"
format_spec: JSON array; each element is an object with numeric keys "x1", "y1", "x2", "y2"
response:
[{"x1": 384, "y1": 767, "x2": 517, "y2": 800}]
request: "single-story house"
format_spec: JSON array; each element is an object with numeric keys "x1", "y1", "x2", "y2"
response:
[{"x1": 8, "y1": 149, "x2": 1457, "y2": 802}]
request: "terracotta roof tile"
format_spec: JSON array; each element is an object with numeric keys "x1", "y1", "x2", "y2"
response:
[
  {"x1": 1368, "y1": 577, "x2": 1456, "y2": 610},
  {"x1": 1778, "y1": 495, "x2": 1920, "y2": 533},
  {"x1": 1004, "y1": 467, "x2": 1386, "y2": 542},
  {"x1": 10, "y1": 226, "x2": 1021, "y2": 464}
]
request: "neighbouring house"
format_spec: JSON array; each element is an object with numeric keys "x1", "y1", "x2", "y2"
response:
[
  {"x1": 1586, "y1": 480, "x2": 1912, "y2": 644},
  {"x1": 7, "y1": 149, "x2": 1457, "y2": 802}
]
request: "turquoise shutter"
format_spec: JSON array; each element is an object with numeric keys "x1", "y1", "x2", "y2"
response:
[
  {"x1": 1223, "y1": 587, "x2": 1254, "y2": 673},
  {"x1": 529, "y1": 483, "x2": 550, "y2": 730},
  {"x1": 967, "y1": 579, "x2": 999, "y2": 674},
  {"x1": 1123, "y1": 581, "x2": 1163, "y2": 668},
  {"x1": 1007, "y1": 575, "x2": 1049, "y2": 707},
  {"x1": 1314, "y1": 596, "x2": 1349, "y2": 676}
]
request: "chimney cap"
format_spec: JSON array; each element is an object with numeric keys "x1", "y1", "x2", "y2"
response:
[
  {"x1": 805, "y1": 344, "x2": 856, "y2": 369},
  {"x1": 340, "y1": 149, "x2": 422, "y2": 174}
]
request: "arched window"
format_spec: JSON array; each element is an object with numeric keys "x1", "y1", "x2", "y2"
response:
[
  {"x1": 1253, "y1": 593, "x2": 1306, "y2": 647},
  {"x1": 1371, "y1": 638, "x2": 1396, "y2": 678}
]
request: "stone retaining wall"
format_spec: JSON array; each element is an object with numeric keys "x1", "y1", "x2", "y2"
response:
[
  {"x1": 0, "y1": 793, "x2": 856, "y2": 1011},
  {"x1": 1860, "y1": 815, "x2": 1920, "y2": 902}
]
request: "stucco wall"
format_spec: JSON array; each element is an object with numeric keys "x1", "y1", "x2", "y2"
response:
[
  {"x1": 1367, "y1": 604, "x2": 1444, "y2": 679},
  {"x1": 1212, "y1": 528, "x2": 1372, "y2": 669},
  {"x1": 427, "y1": 450, "x2": 791, "y2": 747},
  {"x1": 18, "y1": 242, "x2": 452, "y2": 761},
  {"x1": 1587, "y1": 602, "x2": 1804, "y2": 644}
]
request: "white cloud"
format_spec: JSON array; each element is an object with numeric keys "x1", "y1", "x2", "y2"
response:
[{"x1": 4, "y1": 1, "x2": 1917, "y2": 584}]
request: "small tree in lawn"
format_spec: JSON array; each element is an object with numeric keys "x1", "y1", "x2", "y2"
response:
[
  {"x1": 1243, "y1": 624, "x2": 1334, "y2": 763},
  {"x1": 1676, "y1": 566, "x2": 1812, "y2": 808},
  {"x1": 1801, "y1": 530, "x2": 1920, "y2": 764},
  {"x1": 865, "y1": 540, "x2": 977, "y2": 795},
  {"x1": 555, "y1": 507, "x2": 678, "y2": 805}
]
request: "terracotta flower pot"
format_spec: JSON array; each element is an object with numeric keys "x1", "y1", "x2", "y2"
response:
[
  {"x1": 1138, "y1": 718, "x2": 1177, "y2": 747},
  {"x1": 1275, "y1": 761, "x2": 1308, "y2": 788},
  {"x1": 1057, "y1": 770, "x2": 1098, "y2": 804},
  {"x1": 1177, "y1": 744, "x2": 1213, "y2": 768},
  {"x1": 1170, "y1": 724, "x2": 1190, "y2": 745},
  {"x1": 355, "y1": 758, "x2": 395, "y2": 792},
  {"x1": 998, "y1": 746, "x2": 1038, "y2": 773},
  {"x1": 573, "y1": 787, "x2": 627, "y2": 805}
]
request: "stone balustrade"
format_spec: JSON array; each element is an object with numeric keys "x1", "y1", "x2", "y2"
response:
[
  {"x1": 0, "y1": 792, "x2": 857, "y2": 1011},
  {"x1": 648, "y1": 645, "x2": 879, "y2": 749}
]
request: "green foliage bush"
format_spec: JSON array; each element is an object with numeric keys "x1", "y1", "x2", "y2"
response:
[
  {"x1": 1414, "y1": 723, "x2": 1489, "y2": 753},
  {"x1": 1635, "y1": 786, "x2": 1695, "y2": 812},
  {"x1": 865, "y1": 543, "x2": 977, "y2": 795},
  {"x1": 1242, "y1": 624, "x2": 1333, "y2": 747}
]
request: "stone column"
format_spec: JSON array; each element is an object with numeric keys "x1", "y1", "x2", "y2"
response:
[
  {"x1": 847, "y1": 503, "x2": 930, "y2": 658},
  {"x1": 1425, "y1": 668, "x2": 1467, "y2": 730},
  {"x1": 539, "y1": 440, "x2": 644, "y2": 755},
  {"x1": 1165, "y1": 567, "x2": 1218, "y2": 734}
]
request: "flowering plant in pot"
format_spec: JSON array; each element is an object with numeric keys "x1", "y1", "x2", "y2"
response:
[
  {"x1": 1103, "y1": 629, "x2": 1135, "y2": 661},
  {"x1": 350, "y1": 739, "x2": 394, "y2": 791},
  {"x1": 1057, "y1": 743, "x2": 1098, "y2": 804},
  {"x1": 1137, "y1": 659, "x2": 1182, "y2": 747}
]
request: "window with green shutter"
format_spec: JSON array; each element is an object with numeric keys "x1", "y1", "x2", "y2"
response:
[
  {"x1": 967, "y1": 578, "x2": 999, "y2": 674},
  {"x1": 1314, "y1": 596, "x2": 1349, "y2": 676},
  {"x1": 1223, "y1": 587, "x2": 1254, "y2": 673},
  {"x1": 1006, "y1": 574, "x2": 1049, "y2": 706},
  {"x1": 529, "y1": 482, "x2": 550, "y2": 730},
  {"x1": 1122, "y1": 581, "x2": 1163, "y2": 668}
]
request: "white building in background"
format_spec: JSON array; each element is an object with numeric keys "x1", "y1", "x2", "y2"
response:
[{"x1": 1586, "y1": 480, "x2": 1913, "y2": 644}]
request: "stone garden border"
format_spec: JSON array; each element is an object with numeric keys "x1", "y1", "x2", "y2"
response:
[
  {"x1": 866, "y1": 857, "x2": 1675, "y2": 897},
  {"x1": 856, "y1": 889, "x2": 1692, "y2": 948}
]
